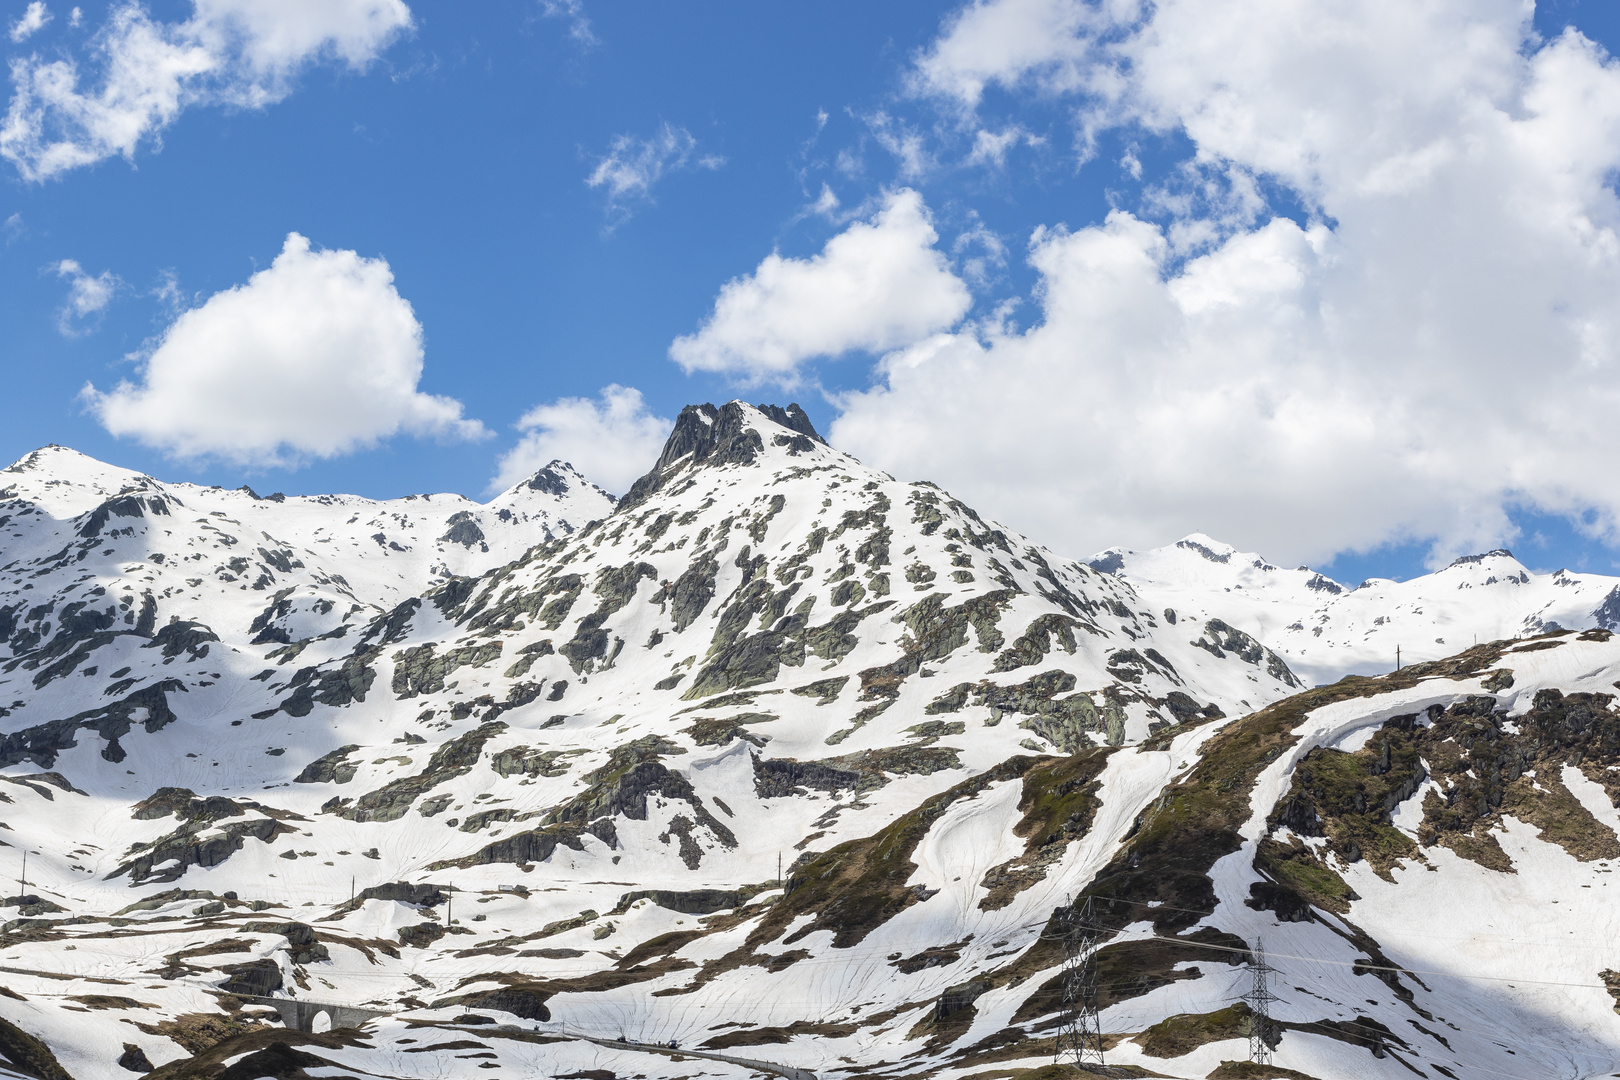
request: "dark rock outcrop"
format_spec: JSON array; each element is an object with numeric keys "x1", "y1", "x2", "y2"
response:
[
  {"x1": 0, "y1": 1014, "x2": 75, "y2": 1080},
  {"x1": 619, "y1": 402, "x2": 823, "y2": 511},
  {"x1": 218, "y1": 959, "x2": 283, "y2": 997},
  {"x1": 116, "y1": 1043, "x2": 153, "y2": 1073}
]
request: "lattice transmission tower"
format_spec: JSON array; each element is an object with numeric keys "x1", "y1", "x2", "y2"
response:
[
  {"x1": 1243, "y1": 939, "x2": 1281, "y2": 1066},
  {"x1": 1050, "y1": 895, "x2": 1106, "y2": 1069}
]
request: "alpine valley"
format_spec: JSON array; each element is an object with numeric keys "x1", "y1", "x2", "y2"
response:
[{"x1": 1, "y1": 402, "x2": 1619, "y2": 1080}]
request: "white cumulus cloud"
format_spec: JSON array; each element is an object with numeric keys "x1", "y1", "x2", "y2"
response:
[
  {"x1": 9, "y1": 2, "x2": 51, "y2": 43},
  {"x1": 906, "y1": 0, "x2": 1110, "y2": 108},
  {"x1": 492, "y1": 385, "x2": 672, "y2": 496},
  {"x1": 832, "y1": 0, "x2": 1620, "y2": 569},
  {"x1": 670, "y1": 188, "x2": 973, "y2": 383},
  {"x1": 1, "y1": 0, "x2": 412, "y2": 181},
  {"x1": 53, "y1": 257, "x2": 116, "y2": 334},
  {"x1": 83, "y1": 232, "x2": 485, "y2": 466}
]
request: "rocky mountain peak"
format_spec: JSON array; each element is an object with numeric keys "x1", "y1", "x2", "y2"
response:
[
  {"x1": 2, "y1": 444, "x2": 158, "y2": 516},
  {"x1": 4, "y1": 443, "x2": 83, "y2": 472},
  {"x1": 620, "y1": 400, "x2": 829, "y2": 510},
  {"x1": 519, "y1": 464, "x2": 576, "y2": 497},
  {"x1": 1445, "y1": 548, "x2": 1518, "y2": 569},
  {"x1": 492, "y1": 459, "x2": 615, "y2": 512}
]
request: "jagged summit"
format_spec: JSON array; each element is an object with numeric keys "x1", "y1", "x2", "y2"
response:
[
  {"x1": 490, "y1": 458, "x2": 615, "y2": 511},
  {"x1": 619, "y1": 400, "x2": 831, "y2": 509},
  {"x1": 1445, "y1": 547, "x2": 1517, "y2": 568},
  {"x1": 508, "y1": 461, "x2": 595, "y2": 498},
  {"x1": 5, "y1": 443, "x2": 99, "y2": 470}
]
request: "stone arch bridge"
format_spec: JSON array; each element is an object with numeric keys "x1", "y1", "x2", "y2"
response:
[{"x1": 240, "y1": 995, "x2": 391, "y2": 1032}]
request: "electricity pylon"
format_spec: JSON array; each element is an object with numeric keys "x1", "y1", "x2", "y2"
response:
[
  {"x1": 1051, "y1": 896, "x2": 1106, "y2": 1068},
  {"x1": 1244, "y1": 939, "x2": 1281, "y2": 1066}
]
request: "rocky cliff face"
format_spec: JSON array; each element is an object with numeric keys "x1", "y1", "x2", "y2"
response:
[{"x1": 0, "y1": 408, "x2": 1617, "y2": 1080}]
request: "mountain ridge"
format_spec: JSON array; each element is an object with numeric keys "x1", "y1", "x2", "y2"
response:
[
  {"x1": 0, "y1": 405, "x2": 1618, "y2": 1080},
  {"x1": 1091, "y1": 531, "x2": 1620, "y2": 686}
]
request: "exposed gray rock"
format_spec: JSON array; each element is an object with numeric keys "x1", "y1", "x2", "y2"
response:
[
  {"x1": 790, "y1": 676, "x2": 849, "y2": 705},
  {"x1": 275, "y1": 646, "x2": 381, "y2": 717},
  {"x1": 328, "y1": 721, "x2": 508, "y2": 823},
  {"x1": 294, "y1": 746, "x2": 361, "y2": 785},
  {"x1": 752, "y1": 755, "x2": 861, "y2": 798},
  {"x1": 0, "y1": 678, "x2": 186, "y2": 769},
  {"x1": 112, "y1": 814, "x2": 290, "y2": 884},
  {"x1": 1193, "y1": 618, "x2": 1302, "y2": 687},
  {"x1": 439, "y1": 511, "x2": 487, "y2": 549},
  {"x1": 242, "y1": 920, "x2": 329, "y2": 965},
  {"x1": 489, "y1": 746, "x2": 582, "y2": 777},
  {"x1": 117, "y1": 1043, "x2": 154, "y2": 1073},
  {"x1": 391, "y1": 641, "x2": 502, "y2": 698},
  {"x1": 77, "y1": 493, "x2": 170, "y2": 538},
  {"x1": 994, "y1": 613, "x2": 1082, "y2": 672},
  {"x1": 144, "y1": 619, "x2": 218, "y2": 660},
  {"x1": 503, "y1": 639, "x2": 554, "y2": 678}
]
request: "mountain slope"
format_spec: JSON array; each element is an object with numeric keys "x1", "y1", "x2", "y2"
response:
[{"x1": 0, "y1": 408, "x2": 1618, "y2": 1080}]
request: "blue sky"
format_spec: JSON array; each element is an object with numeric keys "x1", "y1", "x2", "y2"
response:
[{"x1": 4, "y1": 0, "x2": 1620, "y2": 585}]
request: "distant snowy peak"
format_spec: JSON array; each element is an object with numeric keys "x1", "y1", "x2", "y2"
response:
[
  {"x1": 1, "y1": 444, "x2": 161, "y2": 517},
  {"x1": 1089, "y1": 531, "x2": 1345, "y2": 598},
  {"x1": 487, "y1": 459, "x2": 615, "y2": 525},
  {"x1": 1094, "y1": 532, "x2": 1620, "y2": 685},
  {"x1": 495, "y1": 460, "x2": 613, "y2": 504},
  {"x1": 1434, "y1": 548, "x2": 1531, "y2": 586},
  {"x1": 2, "y1": 446, "x2": 613, "y2": 538},
  {"x1": 0, "y1": 445, "x2": 618, "y2": 648},
  {"x1": 1171, "y1": 533, "x2": 1243, "y2": 566}
]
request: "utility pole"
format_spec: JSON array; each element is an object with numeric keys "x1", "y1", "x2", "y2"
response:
[
  {"x1": 447, "y1": 883, "x2": 454, "y2": 926},
  {"x1": 16, "y1": 850, "x2": 24, "y2": 898},
  {"x1": 1050, "y1": 896, "x2": 1105, "y2": 1068},
  {"x1": 1244, "y1": 940, "x2": 1281, "y2": 1066},
  {"x1": 1395, "y1": 644, "x2": 1401, "y2": 672},
  {"x1": 350, "y1": 876, "x2": 355, "y2": 905},
  {"x1": 777, "y1": 852, "x2": 782, "y2": 888}
]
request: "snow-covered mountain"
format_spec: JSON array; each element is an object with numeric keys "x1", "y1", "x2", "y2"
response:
[
  {"x1": 1, "y1": 407, "x2": 1620, "y2": 1080},
  {"x1": 1091, "y1": 532, "x2": 1620, "y2": 686}
]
